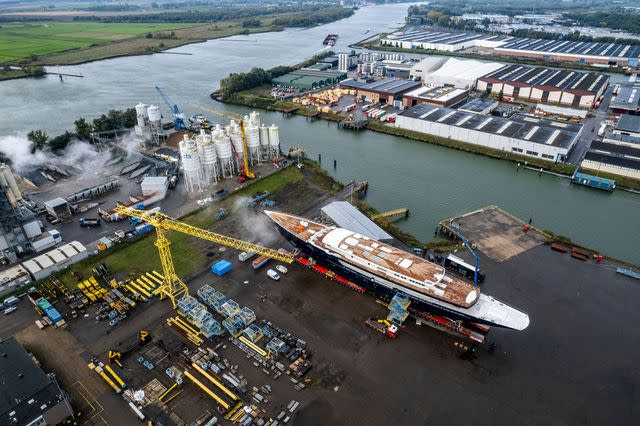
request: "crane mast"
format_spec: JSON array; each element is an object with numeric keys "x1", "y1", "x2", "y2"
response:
[{"x1": 113, "y1": 206, "x2": 293, "y2": 308}]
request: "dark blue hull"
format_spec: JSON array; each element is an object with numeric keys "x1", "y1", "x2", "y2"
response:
[{"x1": 275, "y1": 225, "x2": 495, "y2": 327}]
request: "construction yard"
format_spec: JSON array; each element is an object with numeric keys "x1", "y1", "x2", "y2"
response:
[{"x1": 2, "y1": 163, "x2": 640, "y2": 425}]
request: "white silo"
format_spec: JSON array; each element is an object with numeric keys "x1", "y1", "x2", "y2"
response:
[
  {"x1": 228, "y1": 121, "x2": 244, "y2": 172},
  {"x1": 135, "y1": 103, "x2": 148, "y2": 127},
  {"x1": 259, "y1": 124, "x2": 270, "y2": 160},
  {"x1": 213, "y1": 125, "x2": 234, "y2": 178},
  {"x1": 147, "y1": 105, "x2": 161, "y2": 126},
  {"x1": 268, "y1": 124, "x2": 280, "y2": 158},
  {"x1": 245, "y1": 113, "x2": 261, "y2": 165},
  {"x1": 196, "y1": 129, "x2": 218, "y2": 185},
  {"x1": 179, "y1": 135, "x2": 204, "y2": 192}
]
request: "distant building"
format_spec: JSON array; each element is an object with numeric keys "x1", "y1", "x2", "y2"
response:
[
  {"x1": 458, "y1": 98, "x2": 499, "y2": 115},
  {"x1": 0, "y1": 337, "x2": 74, "y2": 425},
  {"x1": 339, "y1": 78, "x2": 421, "y2": 106},
  {"x1": 410, "y1": 57, "x2": 504, "y2": 89},
  {"x1": 476, "y1": 65, "x2": 609, "y2": 108},
  {"x1": 337, "y1": 52, "x2": 357, "y2": 72},
  {"x1": 272, "y1": 68, "x2": 347, "y2": 91},
  {"x1": 581, "y1": 141, "x2": 640, "y2": 180},
  {"x1": 402, "y1": 85, "x2": 468, "y2": 109},
  {"x1": 610, "y1": 82, "x2": 640, "y2": 115}
]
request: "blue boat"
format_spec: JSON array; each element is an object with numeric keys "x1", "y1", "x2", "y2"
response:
[{"x1": 571, "y1": 170, "x2": 615, "y2": 191}]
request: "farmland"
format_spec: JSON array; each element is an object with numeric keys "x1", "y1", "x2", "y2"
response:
[{"x1": 0, "y1": 21, "x2": 195, "y2": 63}]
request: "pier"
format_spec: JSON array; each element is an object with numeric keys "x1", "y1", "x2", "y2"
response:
[{"x1": 371, "y1": 208, "x2": 409, "y2": 221}]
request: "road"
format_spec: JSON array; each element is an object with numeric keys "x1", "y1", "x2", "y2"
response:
[{"x1": 566, "y1": 84, "x2": 614, "y2": 164}]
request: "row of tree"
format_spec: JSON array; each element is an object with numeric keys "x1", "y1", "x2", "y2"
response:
[
  {"x1": 24, "y1": 108, "x2": 136, "y2": 156},
  {"x1": 565, "y1": 9, "x2": 640, "y2": 36},
  {"x1": 272, "y1": 7, "x2": 353, "y2": 27}
]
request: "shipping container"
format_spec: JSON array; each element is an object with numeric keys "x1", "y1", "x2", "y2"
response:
[
  {"x1": 252, "y1": 255, "x2": 270, "y2": 270},
  {"x1": 211, "y1": 260, "x2": 233, "y2": 276}
]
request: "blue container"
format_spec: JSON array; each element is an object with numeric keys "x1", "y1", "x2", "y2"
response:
[
  {"x1": 211, "y1": 260, "x2": 233, "y2": 276},
  {"x1": 45, "y1": 307, "x2": 62, "y2": 323}
]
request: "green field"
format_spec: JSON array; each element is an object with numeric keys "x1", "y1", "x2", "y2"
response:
[{"x1": 0, "y1": 21, "x2": 194, "y2": 63}]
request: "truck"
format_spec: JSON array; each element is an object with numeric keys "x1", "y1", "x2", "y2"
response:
[
  {"x1": 252, "y1": 255, "x2": 270, "y2": 270},
  {"x1": 238, "y1": 251, "x2": 256, "y2": 262},
  {"x1": 79, "y1": 217, "x2": 101, "y2": 227},
  {"x1": 28, "y1": 290, "x2": 66, "y2": 327}
]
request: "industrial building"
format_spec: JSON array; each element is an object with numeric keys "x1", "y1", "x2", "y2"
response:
[
  {"x1": 0, "y1": 163, "x2": 42, "y2": 263},
  {"x1": 476, "y1": 65, "x2": 609, "y2": 108},
  {"x1": 581, "y1": 141, "x2": 640, "y2": 179},
  {"x1": 320, "y1": 201, "x2": 393, "y2": 243},
  {"x1": 613, "y1": 114, "x2": 640, "y2": 137},
  {"x1": 494, "y1": 38, "x2": 640, "y2": 67},
  {"x1": 382, "y1": 28, "x2": 640, "y2": 67},
  {"x1": 0, "y1": 264, "x2": 31, "y2": 297},
  {"x1": 22, "y1": 241, "x2": 88, "y2": 281},
  {"x1": 0, "y1": 337, "x2": 73, "y2": 425},
  {"x1": 458, "y1": 98, "x2": 499, "y2": 115},
  {"x1": 410, "y1": 57, "x2": 504, "y2": 89},
  {"x1": 381, "y1": 29, "x2": 510, "y2": 52},
  {"x1": 603, "y1": 131, "x2": 640, "y2": 149},
  {"x1": 401, "y1": 85, "x2": 468, "y2": 109},
  {"x1": 395, "y1": 104, "x2": 582, "y2": 162},
  {"x1": 337, "y1": 52, "x2": 357, "y2": 72},
  {"x1": 271, "y1": 68, "x2": 347, "y2": 91},
  {"x1": 610, "y1": 82, "x2": 640, "y2": 114},
  {"x1": 339, "y1": 78, "x2": 421, "y2": 106}
]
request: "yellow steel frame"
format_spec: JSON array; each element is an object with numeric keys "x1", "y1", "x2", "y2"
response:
[{"x1": 113, "y1": 206, "x2": 293, "y2": 308}]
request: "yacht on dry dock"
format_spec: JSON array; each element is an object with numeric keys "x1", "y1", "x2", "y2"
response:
[{"x1": 265, "y1": 210, "x2": 530, "y2": 331}]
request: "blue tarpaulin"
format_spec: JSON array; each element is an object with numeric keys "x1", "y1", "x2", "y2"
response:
[{"x1": 211, "y1": 260, "x2": 233, "y2": 276}]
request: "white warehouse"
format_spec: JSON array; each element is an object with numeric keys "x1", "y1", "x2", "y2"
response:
[
  {"x1": 395, "y1": 104, "x2": 582, "y2": 162},
  {"x1": 22, "y1": 241, "x2": 88, "y2": 281}
]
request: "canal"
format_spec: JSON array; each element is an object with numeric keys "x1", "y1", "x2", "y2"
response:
[{"x1": 0, "y1": 3, "x2": 638, "y2": 264}]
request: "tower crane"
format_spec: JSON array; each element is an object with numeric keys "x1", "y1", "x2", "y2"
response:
[
  {"x1": 113, "y1": 205, "x2": 293, "y2": 308},
  {"x1": 155, "y1": 86, "x2": 187, "y2": 131},
  {"x1": 191, "y1": 103, "x2": 255, "y2": 181}
]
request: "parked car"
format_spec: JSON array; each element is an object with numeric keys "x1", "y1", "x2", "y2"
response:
[
  {"x1": 275, "y1": 265, "x2": 288, "y2": 274},
  {"x1": 266, "y1": 269, "x2": 280, "y2": 281},
  {"x1": 3, "y1": 306, "x2": 17, "y2": 315}
]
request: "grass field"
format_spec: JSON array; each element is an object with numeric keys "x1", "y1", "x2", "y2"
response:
[
  {"x1": 0, "y1": 21, "x2": 195, "y2": 63},
  {"x1": 56, "y1": 165, "x2": 305, "y2": 289}
]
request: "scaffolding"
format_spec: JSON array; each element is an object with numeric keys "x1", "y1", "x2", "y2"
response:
[{"x1": 387, "y1": 292, "x2": 411, "y2": 324}]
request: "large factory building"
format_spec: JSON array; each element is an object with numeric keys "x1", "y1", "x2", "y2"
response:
[
  {"x1": 476, "y1": 65, "x2": 609, "y2": 108},
  {"x1": 395, "y1": 104, "x2": 581, "y2": 162},
  {"x1": 339, "y1": 78, "x2": 421, "y2": 105}
]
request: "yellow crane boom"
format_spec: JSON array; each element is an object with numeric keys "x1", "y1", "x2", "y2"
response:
[
  {"x1": 113, "y1": 206, "x2": 293, "y2": 308},
  {"x1": 191, "y1": 103, "x2": 255, "y2": 179}
]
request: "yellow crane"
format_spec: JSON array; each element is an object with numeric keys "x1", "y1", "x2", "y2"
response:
[
  {"x1": 113, "y1": 206, "x2": 293, "y2": 308},
  {"x1": 191, "y1": 103, "x2": 255, "y2": 180}
]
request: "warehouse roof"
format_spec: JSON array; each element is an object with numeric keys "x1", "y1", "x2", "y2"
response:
[
  {"x1": 479, "y1": 65, "x2": 608, "y2": 95},
  {"x1": 0, "y1": 337, "x2": 71, "y2": 425},
  {"x1": 610, "y1": 82, "x2": 640, "y2": 112},
  {"x1": 426, "y1": 57, "x2": 505, "y2": 87},
  {"x1": 497, "y1": 38, "x2": 640, "y2": 59},
  {"x1": 603, "y1": 132, "x2": 640, "y2": 147},
  {"x1": 399, "y1": 104, "x2": 581, "y2": 149},
  {"x1": 616, "y1": 114, "x2": 640, "y2": 134},
  {"x1": 0, "y1": 264, "x2": 29, "y2": 286},
  {"x1": 339, "y1": 78, "x2": 420, "y2": 95},
  {"x1": 386, "y1": 29, "x2": 496, "y2": 46},
  {"x1": 583, "y1": 151, "x2": 640, "y2": 171},
  {"x1": 321, "y1": 201, "x2": 393, "y2": 242},
  {"x1": 403, "y1": 85, "x2": 468, "y2": 103},
  {"x1": 590, "y1": 141, "x2": 640, "y2": 159},
  {"x1": 458, "y1": 98, "x2": 499, "y2": 114}
]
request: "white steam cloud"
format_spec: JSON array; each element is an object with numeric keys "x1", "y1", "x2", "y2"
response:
[
  {"x1": 0, "y1": 135, "x2": 49, "y2": 170},
  {"x1": 233, "y1": 196, "x2": 279, "y2": 246}
]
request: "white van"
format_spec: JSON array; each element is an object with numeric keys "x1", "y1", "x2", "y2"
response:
[{"x1": 267, "y1": 269, "x2": 280, "y2": 281}]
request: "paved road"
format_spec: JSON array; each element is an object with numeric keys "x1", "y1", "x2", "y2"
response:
[{"x1": 566, "y1": 84, "x2": 614, "y2": 164}]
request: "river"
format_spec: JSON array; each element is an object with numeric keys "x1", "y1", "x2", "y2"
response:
[{"x1": 1, "y1": 3, "x2": 639, "y2": 264}]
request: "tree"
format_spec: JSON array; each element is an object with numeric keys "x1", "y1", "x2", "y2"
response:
[
  {"x1": 481, "y1": 17, "x2": 491, "y2": 28},
  {"x1": 437, "y1": 15, "x2": 450, "y2": 27},
  {"x1": 27, "y1": 129, "x2": 48, "y2": 153},
  {"x1": 48, "y1": 131, "x2": 74, "y2": 152},
  {"x1": 74, "y1": 117, "x2": 92, "y2": 141}
]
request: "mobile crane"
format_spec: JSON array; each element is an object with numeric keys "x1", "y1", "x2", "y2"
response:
[
  {"x1": 113, "y1": 205, "x2": 293, "y2": 308},
  {"x1": 191, "y1": 103, "x2": 255, "y2": 181}
]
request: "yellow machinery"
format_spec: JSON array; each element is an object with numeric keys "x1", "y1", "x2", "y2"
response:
[
  {"x1": 191, "y1": 103, "x2": 255, "y2": 180},
  {"x1": 113, "y1": 206, "x2": 293, "y2": 308}
]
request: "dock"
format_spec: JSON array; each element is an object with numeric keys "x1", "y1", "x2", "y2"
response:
[
  {"x1": 339, "y1": 118, "x2": 368, "y2": 130},
  {"x1": 281, "y1": 106, "x2": 298, "y2": 116},
  {"x1": 371, "y1": 208, "x2": 409, "y2": 221}
]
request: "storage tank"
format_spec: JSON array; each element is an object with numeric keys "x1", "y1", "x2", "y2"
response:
[
  {"x1": 268, "y1": 124, "x2": 280, "y2": 158},
  {"x1": 259, "y1": 124, "x2": 270, "y2": 147},
  {"x1": 196, "y1": 129, "x2": 218, "y2": 184},
  {"x1": 213, "y1": 125, "x2": 234, "y2": 178},
  {"x1": 228, "y1": 121, "x2": 244, "y2": 172},
  {"x1": 135, "y1": 103, "x2": 147, "y2": 127},
  {"x1": 179, "y1": 135, "x2": 204, "y2": 192},
  {"x1": 147, "y1": 105, "x2": 161, "y2": 128},
  {"x1": 0, "y1": 163, "x2": 22, "y2": 206},
  {"x1": 245, "y1": 114, "x2": 261, "y2": 164}
]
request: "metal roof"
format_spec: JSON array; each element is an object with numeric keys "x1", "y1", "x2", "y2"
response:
[
  {"x1": 497, "y1": 38, "x2": 640, "y2": 59},
  {"x1": 321, "y1": 201, "x2": 393, "y2": 242},
  {"x1": 0, "y1": 337, "x2": 70, "y2": 425},
  {"x1": 610, "y1": 82, "x2": 640, "y2": 112},
  {"x1": 340, "y1": 78, "x2": 421, "y2": 95},
  {"x1": 458, "y1": 98, "x2": 499, "y2": 114},
  {"x1": 399, "y1": 104, "x2": 581, "y2": 149},
  {"x1": 616, "y1": 115, "x2": 640, "y2": 134}
]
